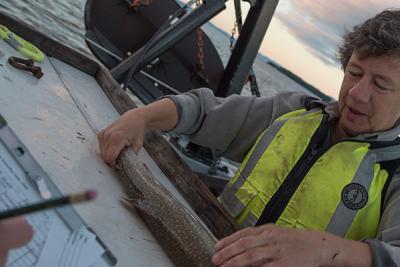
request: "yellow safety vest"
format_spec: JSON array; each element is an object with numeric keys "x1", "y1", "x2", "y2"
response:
[{"x1": 220, "y1": 108, "x2": 400, "y2": 240}]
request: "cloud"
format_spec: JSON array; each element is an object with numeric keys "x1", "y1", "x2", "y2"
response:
[{"x1": 274, "y1": 0, "x2": 399, "y2": 66}]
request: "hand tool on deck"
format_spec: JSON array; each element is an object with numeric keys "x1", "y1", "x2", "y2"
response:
[
  {"x1": 0, "y1": 25, "x2": 44, "y2": 62},
  {"x1": 8, "y1": 56, "x2": 44, "y2": 79}
]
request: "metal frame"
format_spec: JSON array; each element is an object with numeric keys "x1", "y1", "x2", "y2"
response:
[
  {"x1": 110, "y1": 0, "x2": 280, "y2": 97},
  {"x1": 110, "y1": 0, "x2": 226, "y2": 79},
  {"x1": 217, "y1": 0, "x2": 279, "y2": 96}
]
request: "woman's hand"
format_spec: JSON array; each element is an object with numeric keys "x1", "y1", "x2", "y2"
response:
[
  {"x1": 98, "y1": 109, "x2": 146, "y2": 168},
  {"x1": 212, "y1": 224, "x2": 372, "y2": 267},
  {"x1": 0, "y1": 217, "x2": 33, "y2": 267},
  {"x1": 98, "y1": 98, "x2": 178, "y2": 168}
]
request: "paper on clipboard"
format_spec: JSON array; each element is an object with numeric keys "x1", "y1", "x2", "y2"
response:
[
  {"x1": 0, "y1": 144, "x2": 53, "y2": 267},
  {"x1": 36, "y1": 222, "x2": 105, "y2": 267},
  {"x1": 0, "y1": 121, "x2": 112, "y2": 267}
]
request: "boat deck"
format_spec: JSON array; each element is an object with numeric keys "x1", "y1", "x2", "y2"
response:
[{"x1": 0, "y1": 34, "x2": 190, "y2": 266}]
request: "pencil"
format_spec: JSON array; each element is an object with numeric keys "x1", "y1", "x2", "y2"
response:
[{"x1": 0, "y1": 190, "x2": 97, "y2": 220}]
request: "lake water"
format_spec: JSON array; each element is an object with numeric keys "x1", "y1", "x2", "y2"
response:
[
  {"x1": 0, "y1": 0, "x2": 318, "y2": 98},
  {"x1": 0, "y1": 0, "x2": 89, "y2": 54}
]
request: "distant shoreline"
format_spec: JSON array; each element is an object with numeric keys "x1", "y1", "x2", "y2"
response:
[{"x1": 205, "y1": 22, "x2": 332, "y2": 100}]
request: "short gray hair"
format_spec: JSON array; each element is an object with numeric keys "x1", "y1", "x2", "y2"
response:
[{"x1": 338, "y1": 9, "x2": 400, "y2": 70}]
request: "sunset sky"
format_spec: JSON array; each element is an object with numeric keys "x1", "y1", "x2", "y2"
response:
[{"x1": 206, "y1": 0, "x2": 399, "y2": 99}]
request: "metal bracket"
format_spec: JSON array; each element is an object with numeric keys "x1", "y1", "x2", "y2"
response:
[{"x1": 0, "y1": 123, "x2": 52, "y2": 199}]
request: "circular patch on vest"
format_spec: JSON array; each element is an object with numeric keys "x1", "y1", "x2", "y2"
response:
[{"x1": 341, "y1": 183, "x2": 368, "y2": 210}]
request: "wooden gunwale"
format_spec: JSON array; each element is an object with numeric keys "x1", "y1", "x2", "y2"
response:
[{"x1": 0, "y1": 11, "x2": 239, "y2": 238}]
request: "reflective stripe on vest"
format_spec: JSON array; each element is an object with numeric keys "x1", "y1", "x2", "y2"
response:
[{"x1": 219, "y1": 109, "x2": 400, "y2": 240}]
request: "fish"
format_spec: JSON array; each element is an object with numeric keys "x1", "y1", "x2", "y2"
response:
[{"x1": 117, "y1": 147, "x2": 217, "y2": 267}]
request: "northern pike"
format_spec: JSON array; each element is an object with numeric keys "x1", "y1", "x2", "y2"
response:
[{"x1": 117, "y1": 148, "x2": 217, "y2": 267}]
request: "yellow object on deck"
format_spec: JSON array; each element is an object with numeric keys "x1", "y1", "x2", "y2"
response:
[{"x1": 0, "y1": 25, "x2": 44, "y2": 62}]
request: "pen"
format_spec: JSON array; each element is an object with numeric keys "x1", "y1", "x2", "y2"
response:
[{"x1": 0, "y1": 190, "x2": 97, "y2": 220}]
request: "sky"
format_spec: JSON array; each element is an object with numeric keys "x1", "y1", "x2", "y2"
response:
[{"x1": 206, "y1": 0, "x2": 400, "y2": 99}]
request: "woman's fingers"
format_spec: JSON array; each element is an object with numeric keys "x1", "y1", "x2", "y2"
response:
[
  {"x1": 98, "y1": 110, "x2": 146, "y2": 168},
  {"x1": 0, "y1": 217, "x2": 32, "y2": 267},
  {"x1": 215, "y1": 226, "x2": 266, "y2": 252},
  {"x1": 0, "y1": 217, "x2": 33, "y2": 249}
]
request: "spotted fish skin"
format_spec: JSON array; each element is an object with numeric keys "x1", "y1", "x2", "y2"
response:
[{"x1": 117, "y1": 148, "x2": 217, "y2": 267}]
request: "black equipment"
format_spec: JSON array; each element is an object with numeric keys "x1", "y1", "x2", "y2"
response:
[{"x1": 84, "y1": 0, "x2": 279, "y2": 192}]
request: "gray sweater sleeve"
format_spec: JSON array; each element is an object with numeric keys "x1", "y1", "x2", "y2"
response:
[
  {"x1": 167, "y1": 87, "x2": 310, "y2": 162},
  {"x1": 167, "y1": 88, "x2": 400, "y2": 265},
  {"x1": 364, "y1": 171, "x2": 400, "y2": 267}
]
